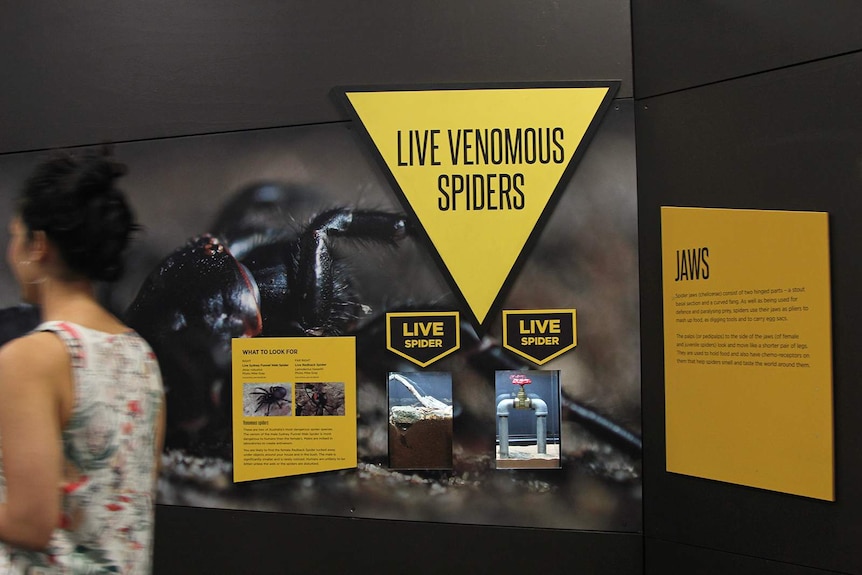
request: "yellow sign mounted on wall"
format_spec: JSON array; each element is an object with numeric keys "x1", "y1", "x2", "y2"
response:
[
  {"x1": 232, "y1": 336, "x2": 357, "y2": 482},
  {"x1": 337, "y1": 83, "x2": 618, "y2": 328},
  {"x1": 661, "y1": 206, "x2": 833, "y2": 500},
  {"x1": 502, "y1": 309, "x2": 577, "y2": 365},
  {"x1": 386, "y1": 311, "x2": 461, "y2": 367}
]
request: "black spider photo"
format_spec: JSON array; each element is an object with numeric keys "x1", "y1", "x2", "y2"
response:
[
  {"x1": 246, "y1": 384, "x2": 291, "y2": 417},
  {"x1": 124, "y1": 197, "x2": 411, "y2": 451},
  {"x1": 295, "y1": 383, "x2": 344, "y2": 416},
  {"x1": 0, "y1": 118, "x2": 642, "y2": 532},
  {"x1": 125, "y1": 193, "x2": 638, "y2": 455}
]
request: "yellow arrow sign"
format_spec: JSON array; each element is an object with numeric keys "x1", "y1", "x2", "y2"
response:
[{"x1": 341, "y1": 83, "x2": 617, "y2": 327}]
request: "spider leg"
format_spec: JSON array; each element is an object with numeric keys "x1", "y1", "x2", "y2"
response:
[{"x1": 295, "y1": 209, "x2": 409, "y2": 336}]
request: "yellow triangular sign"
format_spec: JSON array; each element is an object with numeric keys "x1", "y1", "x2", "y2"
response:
[{"x1": 342, "y1": 84, "x2": 617, "y2": 327}]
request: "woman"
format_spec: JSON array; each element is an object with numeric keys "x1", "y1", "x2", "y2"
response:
[{"x1": 0, "y1": 149, "x2": 165, "y2": 573}]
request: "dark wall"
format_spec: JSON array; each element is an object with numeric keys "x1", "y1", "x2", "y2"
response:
[
  {"x1": 154, "y1": 506, "x2": 642, "y2": 574},
  {"x1": 634, "y1": 2, "x2": 862, "y2": 574},
  {"x1": 0, "y1": 0, "x2": 632, "y2": 154},
  {"x1": 16, "y1": 0, "x2": 860, "y2": 571},
  {"x1": 0, "y1": 2, "x2": 640, "y2": 574},
  {"x1": 632, "y1": 1, "x2": 862, "y2": 98}
]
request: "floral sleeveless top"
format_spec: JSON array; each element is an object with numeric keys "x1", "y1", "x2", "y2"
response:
[{"x1": 0, "y1": 321, "x2": 164, "y2": 574}]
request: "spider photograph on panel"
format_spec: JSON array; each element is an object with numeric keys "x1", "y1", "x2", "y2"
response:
[
  {"x1": 0, "y1": 114, "x2": 642, "y2": 531},
  {"x1": 243, "y1": 383, "x2": 292, "y2": 417},
  {"x1": 295, "y1": 383, "x2": 345, "y2": 416}
]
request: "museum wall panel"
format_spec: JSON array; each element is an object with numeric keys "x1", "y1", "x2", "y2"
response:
[
  {"x1": 636, "y1": 33, "x2": 862, "y2": 575},
  {"x1": 154, "y1": 506, "x2": 643, "y2": 574},
  {"x1": 0, "y1": 2, "x2": 642, "y2": 574},
  {"x1": 0, "y1": 0, "x2": 632, "y2": 154},
  {"x1": 645, "y1": 539, "x2": 844, "y2": 575},
  {"x1": 632, "y1": 0, "x2": 862, "y2": 99}
]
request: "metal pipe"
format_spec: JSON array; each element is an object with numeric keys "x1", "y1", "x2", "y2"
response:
[
  {"x1": 496, "y1": 395, "x2": 549, "y2": 457},
  {"x1": 537, "y1": 414, "x2": 547, "y2": 454}
]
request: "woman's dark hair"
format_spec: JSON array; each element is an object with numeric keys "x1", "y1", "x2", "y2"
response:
[{"x1": 17, "y1": 147, "x2": 139, "y2": 282}]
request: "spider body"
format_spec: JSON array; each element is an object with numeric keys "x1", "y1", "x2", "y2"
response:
[
  {"x1": 296, "y1": 383, "x2": 338, "y2": 416},
  {"x1": 251, "y1": 385, "x2": 290, "y2": 416},
  {"x1": 0, "y1": 183, "x2": 642, "y2": 461},
  {"x1": 123, "y1": 184, "x2": 411, "y2": 453},
  {"x1": 74, "y1": 182, "x2": 638, "y2": 459}
]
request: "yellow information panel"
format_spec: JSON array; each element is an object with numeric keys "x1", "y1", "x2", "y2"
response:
[
  {"x1": 662, "y1": 207, "x2": 833, "y2": 500},
  {"x1": 343, "y1": 85, "x2": 615, "y2": 326},
  {"x1": 232, "y1": 336, "x2": 357, "y2": 482}
]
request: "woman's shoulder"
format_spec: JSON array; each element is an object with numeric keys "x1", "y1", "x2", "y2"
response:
[
  {"x1": 0, "y1": 331, "x2": 68, "y2": 388},
  {"x1": 38, "y1": 317, "x2": 130, "y2": 336},
  {"x1": 0, "y1": 329, "x2": 67, "y2": 359}
]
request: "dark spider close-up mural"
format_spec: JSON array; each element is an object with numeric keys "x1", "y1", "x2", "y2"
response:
[{"x1": 0, "y1": 111, "x2": 641, "y2": 531}]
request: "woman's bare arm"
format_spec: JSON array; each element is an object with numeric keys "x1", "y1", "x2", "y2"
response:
[
  {"x1": 154, "y1": 393, "x2": 166, "y2": 477},
  {"x1": 0, "y1": 333, "x2": 67, "y2": 550}
]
